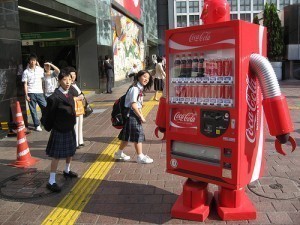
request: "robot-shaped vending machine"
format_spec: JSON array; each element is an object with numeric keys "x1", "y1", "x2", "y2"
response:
[{"x1": 155, "y1": 0, "x2": 296, "y2": 221}]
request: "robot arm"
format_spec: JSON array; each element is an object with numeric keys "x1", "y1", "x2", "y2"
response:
[{"x1": 249, "y1": 54, "x2": 296, "y2": 155}]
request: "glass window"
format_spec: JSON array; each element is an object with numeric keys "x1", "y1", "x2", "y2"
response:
[
  {"x1": 189, "y1": 15, "x2": 200, "y2": 26},
  {"x1": 240, "y1": 13, "x2": 251, "y2": 22},
  {"x1": 176, "y1": 1, "x2": 187, "y2": 13},
  {"x1": 177, "y1": 15, "x2": 187, "y2": 27},
  {"x1": 230, "y1": 14, "x2": 238, "y2": 20},
  {"x1": 189, "y1": 1, "x2": 199, "y2": 13},
  {"x1": 240, "y1": 0, "x2": 251, "y2": 11},
  {"x1": 253, "y1": 0, "x2": 264, "y2": 11},
  {"x1": 267, "y1": 0, "x2": 277, "y2": 4},
  {"x1": 228, "y1": 0, "x2": 238, "y2": 11},
  {"x1": 293, "y1": 0, "x2": 300, "y2": 4},
  {"x1": 280, "y1": 0, "x2": 290, "y2": 9}
]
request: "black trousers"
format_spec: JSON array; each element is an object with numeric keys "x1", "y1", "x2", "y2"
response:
[{"x1": 107, "y1": 76, "x2": 113, "y2": 93}]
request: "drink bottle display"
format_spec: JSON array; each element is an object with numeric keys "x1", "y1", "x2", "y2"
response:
[
  {"x1": 198, "y1": 53, "x2": 205, "y2": 77},
  {"x1": 180, "y1": 54, "x2": 187, "y2": 77},
  {"x1": 174, "y1": 55, "x2": 181, "y2": 77},
  {"x1": 186, "y1": 54, "x2": 193, "y2": 77},
  {"x1": 191, "y1": 53, "x2": 199, "y2": 77}
]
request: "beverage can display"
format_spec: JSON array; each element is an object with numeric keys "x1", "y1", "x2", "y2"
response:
[
  {"x1": 216, "y1": 59, "x2": 223, "y2": 76},
  {"x1": 198, "y1": 85, "x2": 204, "y2": 98},
  {"x1": 203, "y1": 85, "x2": 211, "y2": 98},
  {"x1": 217, "y1": 85, "x2": 224, "y2": 98},
  {"x1": 191, "y1": 53, "x2": 199, "y2": 77},
  {"x1": 224, "y1": 85, "x2": 233, "y2": 99},
  {"x1": 210, "y1": 85, "x2": 217, "y2": 98},
  {"x1": 223, "y1": 58, "x2": 232, "y2": 76}
]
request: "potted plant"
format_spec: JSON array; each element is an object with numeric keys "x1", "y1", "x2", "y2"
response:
[{"x1": 263, "y1": 3, "x2": 284, "y2": 80}]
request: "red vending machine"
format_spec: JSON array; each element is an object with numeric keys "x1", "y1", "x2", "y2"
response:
[{"x1": 162, "y1": 19, "x2": 296, "y2": 221}]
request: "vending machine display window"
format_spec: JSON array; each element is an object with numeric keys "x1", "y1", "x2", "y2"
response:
[
  {"x1": 172, "y1": 141, "x2": 221, "y2": 165},
  {"x1": 169, "y1": 49, "x2": 235, "y2": 108}
]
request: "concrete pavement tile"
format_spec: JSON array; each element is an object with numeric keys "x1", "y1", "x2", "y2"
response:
[
  {"x1": 248, "y1": 212, "x2": 271, "y2": 224},
  {"x1": 272, "y1": 201, "x2": 297, "y2": 212},
  {"x1": 75, "y1": 212, "x2": 99, "y2": 224},
  {"x1": 95, "y1": 214, "x2": 119, "y2": 224},
  {"x1": 107, "y1": 173, "x2": 126, "y2": 181},
  {"x1": 151, "y1": 203, "x2": 172, "y2": 213},
  {"x1": 255, "y1": 202, "x2": 275, "y2": 212},
  {"x1": 288, "y1": 212, "x2": 300, "y2": 224},
  {"x1": 267, "y1": 212, "x2": 293, "y2": 224}
]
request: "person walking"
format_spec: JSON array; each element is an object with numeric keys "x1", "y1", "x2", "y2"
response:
[
  {"x1": 114, "y1": 70, "x2": 154, "y2": 164},
  {"x1": 43, "y1": 61, "x2": 60, "y2": 98},
  {"x1": 67, "y1": 67, "x2": 85, "y2": 149},
  {"x1": 22, "y1": 53, "x2": 47, "y2": 131},
  {"x1": 104, "y1": 55, "x2": 114, "y2": 94},
  {"x1": 44, "y1": 69, "x2": 77, "y2": 192},
  {"x1": 153, "y1": 56, "x2": 166, "y2": 101}
]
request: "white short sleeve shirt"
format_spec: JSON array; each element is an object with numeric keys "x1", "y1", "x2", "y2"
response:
[
  {"x1": 22, "y1": 66, "x2": 44, "y2": 93},
  {"x1": 125, "y1": 82, "x2": 144, "y2": 109}
]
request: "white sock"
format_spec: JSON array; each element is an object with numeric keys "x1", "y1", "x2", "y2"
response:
[
  {"x1": 49, "y1": 172, "x2": 56, "y2": 185},
  {"x1": 138, "y1": 153, "x2": 145, "y2": 159},
  {"x1": 65, "y1": 163, "x2": 70, "y2": 173},
  {"x1": 118, "y1": 150, "x2": 124, "y2": 155}
]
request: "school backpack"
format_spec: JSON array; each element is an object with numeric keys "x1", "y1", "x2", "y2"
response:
[{"x1": 111, "y1": 88, "x2": 131, "y2": 129}]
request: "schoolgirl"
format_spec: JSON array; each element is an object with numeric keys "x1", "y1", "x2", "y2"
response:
[
  {"x1": 44, "y1": 69, "x2": 78, "y2": 192},
  {"x1": 114, "y1": 70, "x2": 154, "y2": 164}
]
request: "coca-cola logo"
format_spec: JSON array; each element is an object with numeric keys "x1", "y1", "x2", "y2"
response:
[
  {"x1": 246, "y1": 74, "x2": 257, "y2": 143},
  {"x1": 174, "y1": 112, "x2": 196, "y2": 123},
  {"x1": 189, "y1": 32, "x2": 211, "y2": 43}
]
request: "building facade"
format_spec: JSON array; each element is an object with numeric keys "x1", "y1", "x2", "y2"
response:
[
  {"x1": 170, "y1": 0, "x2": 300, "y2": 29},
  {"x1": 0, "y1": 0, "x2": 158, "y2": 137}
]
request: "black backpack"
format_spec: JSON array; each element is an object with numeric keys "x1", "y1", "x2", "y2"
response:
[{"x1": 111, "y1": 88, "x2": 131, "y2": 129}]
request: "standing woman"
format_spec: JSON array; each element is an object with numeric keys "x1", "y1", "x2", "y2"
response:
[
  {"x1": 114, "y1": 70, "x2": 154, "y2": 164},
  {"x1": 67, "y1": 67, "x2": 85, "y2": 149},
  {"x1": 153, "y1": 56, "x2": 166, "y2": 101},
  {"x1": 44, "y1": 69, "x2": 78, "y2": 192},
  {"x1": 43, "y1": 61, "x2": 60, "y2": 98}
]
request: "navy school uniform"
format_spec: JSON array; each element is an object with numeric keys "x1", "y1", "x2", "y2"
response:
[
  {"x1": 118, "y1": 83, "x2": 145, "y2": 143},
  {"x1": 45, "y1": 88, "x2": 77, "y2": 158}
]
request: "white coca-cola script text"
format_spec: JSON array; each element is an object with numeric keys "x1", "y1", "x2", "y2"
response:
[
  {"x1": 189, "y1": 32, "x2": 211, "y2": 43},
  {"x1": 246, "y1": 74, "x2": 257, "y2": 143},
  {"x1": 174, "y1": 112, "x2": 196, "y2": 123}
]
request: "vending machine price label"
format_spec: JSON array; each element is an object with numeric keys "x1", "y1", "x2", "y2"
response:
[
  {"x1": 224, "y1": 76, "x2": 233, "y2": 83},
  {"x1": 202, "y1": 77, "x2": 209, "y2": 83},
  {"x1": 183, "y1": 78, "x2": 189, "y2": 83},
  {"x1": 178, "y1": 78, "x2": 184, "y2": 83},
  {"x1": 216, "y1": 77, "x2": 223, "y2": 83},
  {"x1": 210, "y1": 98, "x2": 217, "y2": 105},
  {"x1": 203, "y1": 99, "x2": 209, "y2": 104},
  {"x1": 190, "y1": 97, "x2": 197, "y2": 104},
  {"x1": 210, "y1": 76, "x2": 217, "y2": 83},
  {"x1": 197, "y1": 98, "x2": 203, "y2": 104},
  {"x1": 184, "y1": 97, "x2": 191, "y2": 103},
  {"x1": 217, "y1": 99, "x2": 223, "y2": 105},
  {"x1": 190, "y1": 78, "x2": 196, "y2": 83},
  {"x1": 196, "y1": 77, "x2": 202, "y2": 83},
  {"x1": 179, "y1": 97, "x2": 185, "y2": 103}
]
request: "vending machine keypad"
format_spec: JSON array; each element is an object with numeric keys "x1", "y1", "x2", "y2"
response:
[{"x1": 200, "y1": 110, "x2": 230, "y2": 137}]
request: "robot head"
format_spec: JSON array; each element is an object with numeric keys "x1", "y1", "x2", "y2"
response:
[{"x1": 200, "y1": 0, "x2": 230, "y2": 25}]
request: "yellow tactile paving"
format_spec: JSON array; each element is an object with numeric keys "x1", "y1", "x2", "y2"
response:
[{"x1": 42, "y1": 97, "x2": 159, "y2": 225}]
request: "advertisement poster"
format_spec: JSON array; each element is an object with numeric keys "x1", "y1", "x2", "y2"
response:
[
  {"x1": 111, "y1": 8, "x2": 144, "y2": 82},
  {"x1": 114, "y1": 0, "x2": 141, "y2": 19}
]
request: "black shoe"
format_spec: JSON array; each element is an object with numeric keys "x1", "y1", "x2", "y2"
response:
[
  {"x1": 46, "y1": 183, "x2": 61, "y2": 193},
  {"x1": 63, "y1": 171, "x2": 78, "y2": 179},
  {"x1": 76, "y1": 146, "x2": 80, "y2": 149},
  {"x1": 79, "y1": 143, "x2": 85, "y2": 146}
]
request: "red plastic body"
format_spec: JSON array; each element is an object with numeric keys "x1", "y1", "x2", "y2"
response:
[
  {"x1": 155, "y1": 97, "x2": 167, "y2": 130},
  {"x1": 201, "y1": 0, "x2": 230, "y2": 25},
  {"x1": 262, "y1": 95, "x2": 294, "y2": 136}
]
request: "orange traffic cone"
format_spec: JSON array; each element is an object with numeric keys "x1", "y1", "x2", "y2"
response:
[{"x1": 10, "y1": 101, "x2": 38, "y2": 167}]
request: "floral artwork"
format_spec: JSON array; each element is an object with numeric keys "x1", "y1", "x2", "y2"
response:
[{"x1": 111, "y1": 9, "x2": 144, "y2": 82}]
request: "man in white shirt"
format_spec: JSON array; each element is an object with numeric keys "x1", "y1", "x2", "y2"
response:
[{"x1": 22, "y1": 54, "x2": 47, "y2": 131}]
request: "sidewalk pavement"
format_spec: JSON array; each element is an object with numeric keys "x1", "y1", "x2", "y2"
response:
[{"x1": 0, "y1": 80, "x2": 299, "y2": 225}]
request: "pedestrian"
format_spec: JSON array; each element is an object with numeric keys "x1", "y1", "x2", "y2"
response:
[
  {"x1": 22, "y1": 53, "x2": 47, "y2": 131},
  {"x1": 44, "y1": 69, "x2": 77, "y2": 192},
  {"x1": 43, "y1": 61, "x2": 60, "y2": 98},
  {"x1": 67, "y1": 66, "x2": 85, "y2": 149},
  {"x1": 114, "y1": 70, "x2": 154, "y2": 164},
  {"x1": 104, "y1": 55, "x2": 114, "y2": 94},
  {"x1": 127, "y1": 63, "x2": 138, "y2": 80},
  {"x1": 153, "y1": 56, "x2": 166, "y2": 101}
]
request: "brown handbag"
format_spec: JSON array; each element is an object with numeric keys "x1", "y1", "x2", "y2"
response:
[{"x1": 74, "y1": 98, "x2": 85, "y2": 116}]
